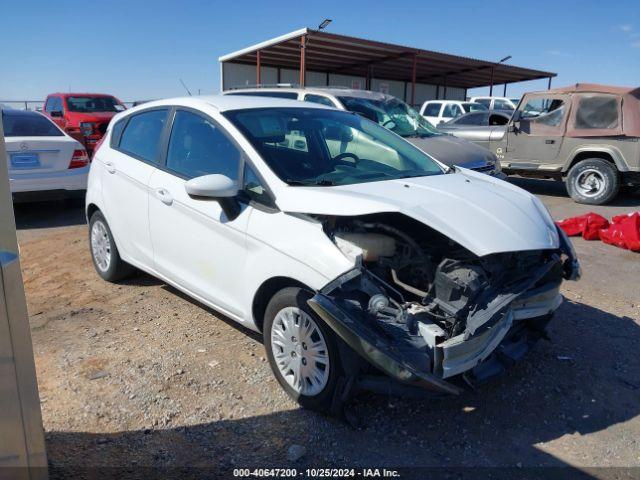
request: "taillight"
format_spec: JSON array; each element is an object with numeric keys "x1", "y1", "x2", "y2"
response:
[{"x1": 69, "y1": 149, "x2": 89, "y2": 169}]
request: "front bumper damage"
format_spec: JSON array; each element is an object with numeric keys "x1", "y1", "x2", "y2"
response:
[{"x1": 308, "y1": 229, "x2": 580, "y2": 395}]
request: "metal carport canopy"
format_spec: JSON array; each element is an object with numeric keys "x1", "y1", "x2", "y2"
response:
[{"x1": 219, "y1": 28, "x2": 556, "y2": 98}]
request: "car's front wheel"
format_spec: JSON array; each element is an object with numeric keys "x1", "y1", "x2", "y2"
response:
[
  {"x1": 263, "y1": 287, "x2": 341, "y2": 411},
  {"x1": 89, "y1": 211, "x2": 135, "y2": 282},
  {"x1": 566, "y1": 158, "x2": 620, "y2": 205}
]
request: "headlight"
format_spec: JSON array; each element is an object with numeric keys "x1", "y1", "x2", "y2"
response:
[{"x1": 80, "y1": 122, "x2": 94, "y2": 136}]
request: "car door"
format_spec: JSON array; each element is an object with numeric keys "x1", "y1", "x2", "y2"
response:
[
  {"x1": 441, "y1": 112, "x2": 492, "y2": 148},
  {"x1": 99, "y1": 108, "x2": 169, "y2": 268},
  {"x1": 147, "y1": 108, "x2": 251, "y2": 318},
  {"x1": 504, "y1": 94, "x2": 568, "y2": 168}
]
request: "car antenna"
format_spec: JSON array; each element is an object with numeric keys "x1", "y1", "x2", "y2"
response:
[{"x1": 179, "y1": 79, "x2": 193, "y2": 96}]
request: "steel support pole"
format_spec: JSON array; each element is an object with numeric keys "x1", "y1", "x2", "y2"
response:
[
  {"x1": 503, "y1": 83, "x2": 507, "y2": 96},
  {"x1": 489, "y1": 67, "x2": 494, "y2": 96},
  {"x1": 0, "y1": 101, "x2": 48, "y2": 478},
  {"x1": 256, "y1": 50, "x2": 261, "y2": 86},
  {"x1": 410, "y1": 53, "x2": 417, "y2": 107},
  {"x1": 299, "y1": 35, "x2": 306, "y2": 87},
  {"x1": 548, "y1": 76, "x2": 552, "y2": 90}
]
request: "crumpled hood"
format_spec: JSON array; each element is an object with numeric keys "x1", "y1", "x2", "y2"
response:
[
  {"x1": 406, "y1": 135, "x2": 496, "y2": 168},
  {"x1": 276, "y1": 169, "x2": 559, "y2": 257}
]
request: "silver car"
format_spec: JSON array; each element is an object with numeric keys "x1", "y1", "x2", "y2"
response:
[{"x1": 438, "y1": 110, "x2": 511, "y2": 150}]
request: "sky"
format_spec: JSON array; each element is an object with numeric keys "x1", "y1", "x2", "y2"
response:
[{"x1": 1, "y1": 0, "x2": 638, "y2": 103}]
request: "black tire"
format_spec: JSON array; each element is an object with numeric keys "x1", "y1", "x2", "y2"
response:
[
  {"x1": 566, "y1": 158, "x2": 620, "y2": 205},
  {"x1": 263, "y1": 287, "x2": 342, "y2": 412},
  {"x1": 88, "y1": 211, "x2": 135, "y2": 282}
]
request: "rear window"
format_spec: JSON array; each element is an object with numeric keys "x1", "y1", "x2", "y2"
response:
[
  {"x1": 66, "y1": 96, "x2": 123, "y2": 113},
  {"x1": 118, "y1": 109, "x2": 168, "y2": 163},
  {"x1": 475, "y1": 99, "x2": 492, "y2": 108},
  {"x1": 2, "y1": 113, "x2": 63, "y2": 137},
  {"x1": 574, "y1": 95, "x2": 619, "y2": 129}
]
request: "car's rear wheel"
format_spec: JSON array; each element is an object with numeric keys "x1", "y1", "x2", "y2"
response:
[
  {"x1": 89, "y1": 211, "x2": 135, "y2": 282},
  {"x1": 263, "y1": 287, "x2": 341, "y2": 411},
  {"x1": 566, "y1": 158, "x2": 620, "y2": 205}
]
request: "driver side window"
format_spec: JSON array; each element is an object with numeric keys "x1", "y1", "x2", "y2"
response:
[{"x1": 166, "y1": 110, "x2": 240, "y2": 180}]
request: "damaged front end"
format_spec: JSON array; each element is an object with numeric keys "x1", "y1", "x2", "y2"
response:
[{"x1": 307, "y1": 213, "x2": 580, "y2": 395}]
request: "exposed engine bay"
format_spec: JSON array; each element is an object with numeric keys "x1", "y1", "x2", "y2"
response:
[{"x1": 307, "y1": 213, "x2": 579, "y2": 393}]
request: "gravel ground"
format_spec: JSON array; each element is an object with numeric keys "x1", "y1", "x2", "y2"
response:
[{"x1": 13, "y1": 179, "x2": 640, "y2": 479}]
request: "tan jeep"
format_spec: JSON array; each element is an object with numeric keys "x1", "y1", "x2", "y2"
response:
[{"x1": 492, "y1": 84, "x2": 640, "y2": 204}]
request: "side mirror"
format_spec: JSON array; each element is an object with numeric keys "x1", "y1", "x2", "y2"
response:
[
  {"x1": 50, "y1": 110, "x2": 63, "y2": 117},
  {"x1": 185, "y1": 174, "x2": 238, "y2": 198},
  {"x1": 185, "y1": 174, "x2": 240, "y2": 220}
]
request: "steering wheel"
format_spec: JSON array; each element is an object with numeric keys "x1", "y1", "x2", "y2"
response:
[
  {"x1": 382, "y1": 119, "x2": 396, "y2": 128},
  {"x1": 333, "y1": 152, "x2": 361, "y2": 165}
]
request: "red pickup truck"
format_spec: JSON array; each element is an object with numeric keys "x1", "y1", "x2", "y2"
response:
[{"x1": 42, "y1": 93, "x2": 125, "y2": 156}]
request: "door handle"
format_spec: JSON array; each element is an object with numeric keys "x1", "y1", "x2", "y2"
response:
[
  {"x1": 545, "y1": 139, "x2": 555, "y2": 144},
  {"x1": 104, "y1": 161, "x2": 116, "y2": 174},
  {"x1": 154, "y1": 188, "x2": 173, "y2": 206}
]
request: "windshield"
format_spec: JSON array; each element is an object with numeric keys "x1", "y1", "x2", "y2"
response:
[
  {"x1": 336, "y1": 95, "x2": 441, "y2": 138},
  {"x1": 463, "y1": 102, "x2": 488, "y2": 112},
  {"x1": 66, "y1": 96, "x2": 122, "y2": 113},
  {"x1": 3, "y1": 112, "x2": 63, "y2": 137},
  {"x1": 224, "y1": 108, "x2": 444, "y2": 187}
]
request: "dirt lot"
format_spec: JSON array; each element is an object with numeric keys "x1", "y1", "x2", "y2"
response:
[{"x1": 13, "y1": 179, "x2": 640, "y2": 479}]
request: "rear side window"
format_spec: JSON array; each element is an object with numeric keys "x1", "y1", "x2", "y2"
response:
[
  {"x1": 574, "y1": 95, "x2": 619, "y2": 129},
  {"x1": 166, "y1": 110, "x2": 241, "y2": 179},
  {"x1": 475, "y1": 99, "x2": 492, "y2": 108},
  {"x1": 423, "y1": 103, "x2": 442, "y2": 116},
  {"x1": 110, "y1": 119, "x2": 127, "y2": 147},
  {"x1": 3, "y1": 113, "x2": 63, "y2": 137},
  {"x1": 304, "y1": 94, "x2": 335, "y2": 107},
  {"x1": 118, "y1": 109, "x2": 168, "y2": 163}
]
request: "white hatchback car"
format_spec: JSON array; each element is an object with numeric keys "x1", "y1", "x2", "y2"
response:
[
  {"x1": 86, "y1": 96, "x2": 580, "y2": 411},
  {"x1": 3, "y1": 109, "x2": 89, "y2": 200}
]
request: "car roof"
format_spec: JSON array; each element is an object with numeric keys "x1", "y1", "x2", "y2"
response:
[{"x1": 123, "y1": 95, "x2": 333, "y2": 114}]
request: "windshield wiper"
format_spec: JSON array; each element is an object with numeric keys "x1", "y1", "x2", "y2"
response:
[{"x1": 285, "y1": 179, "x2": 336, "y2": 187}]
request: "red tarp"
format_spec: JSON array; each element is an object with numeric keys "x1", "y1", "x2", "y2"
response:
[
  {"x1": 556, "y1": 211, "x2": 640, "y2": 252},
  {"x1": 599, "y1": 212, "x2": 640, "y2": 251},
  {"x1": 556, "y1": 213, "x2": 609, "y2": 240}
]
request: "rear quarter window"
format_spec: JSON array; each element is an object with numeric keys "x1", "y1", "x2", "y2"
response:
[{"x1": 109, "y1": 118, "x2": 127, "y2": 147}]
